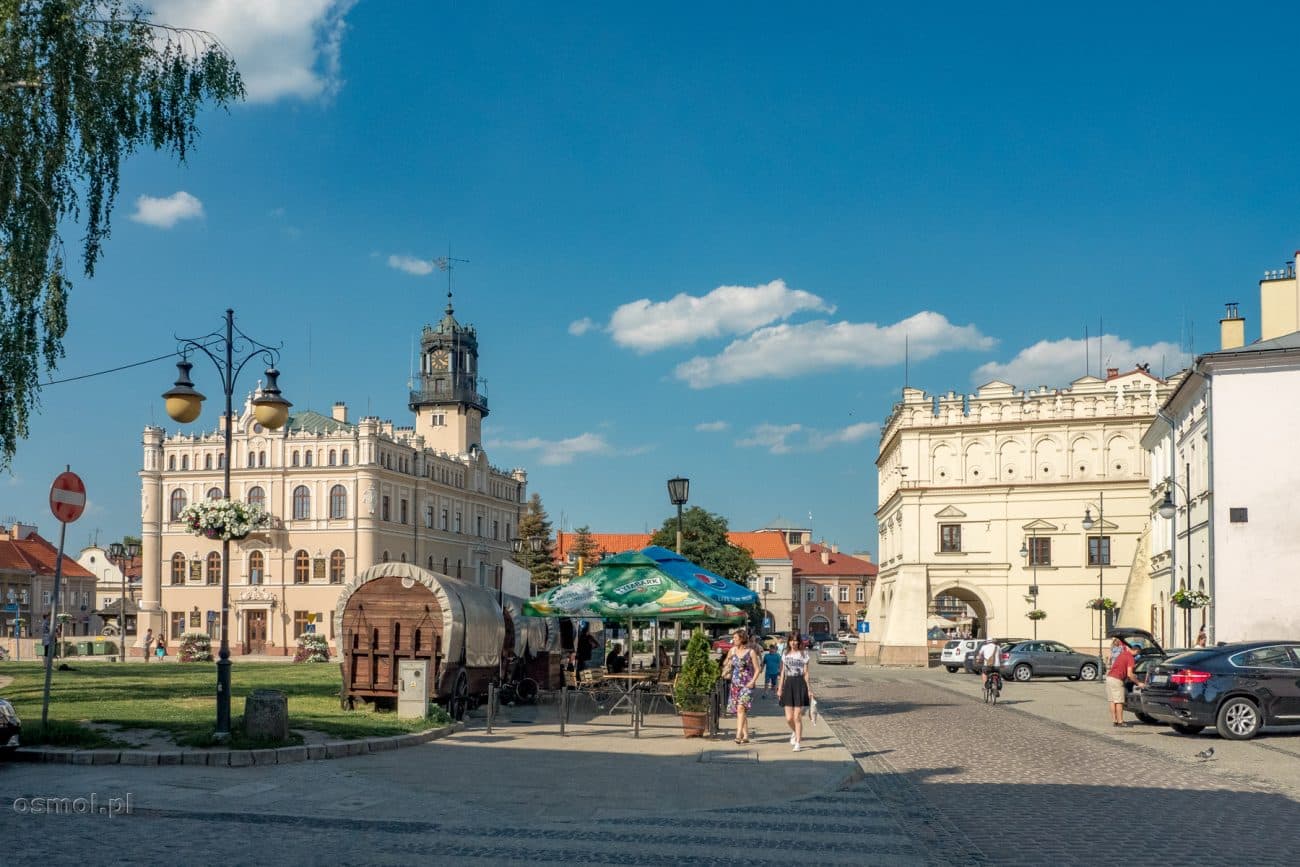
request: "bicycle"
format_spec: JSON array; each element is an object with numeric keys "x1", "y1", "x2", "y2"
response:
[{"x1": 982, "y1": 668, "x2": 1003, "y2": 704}]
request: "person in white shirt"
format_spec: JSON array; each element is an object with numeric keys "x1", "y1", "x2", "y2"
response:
[{"x1": 977, "y1": 637, "x2": 1000, "y2": 686}]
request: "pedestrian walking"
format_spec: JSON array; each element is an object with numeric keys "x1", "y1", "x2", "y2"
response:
[
  {"x1": 762, "y1": 644, "x2": 781, "y2": 697},
  {"x1": 1106, "y1": 637, "x2": 1138, "y2": 726},
  {"x1": 723, "y1": 629, "x2": 760, "y2": 743},
  {"x1": 143, "y1": 628, "x2": 154, "y2": 662},
  {"x1": 777, "y1": 633, "x2": 814, "y2": 751}
]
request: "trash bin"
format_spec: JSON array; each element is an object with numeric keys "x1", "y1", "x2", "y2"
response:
[{"x1": 76, "y1": 641, "x2": 90, "y2": 656}]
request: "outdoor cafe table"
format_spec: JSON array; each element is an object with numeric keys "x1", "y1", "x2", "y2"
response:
[{"x1": 601, "y1": 672, "x2": 656, "y2": 716}]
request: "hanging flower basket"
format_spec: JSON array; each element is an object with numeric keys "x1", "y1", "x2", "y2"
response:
[
  {"x1": 1172, "y1": 589, "x2": 1211, "y2": 610},
  {"x1": 1026, "y1": 609, "x2": 1047, "y2": 621},
  {"x1": 1085, "y1": 597, "x2": 1117, "y2": 611},
  {"x1": 179, "y1": 499, "x2": 268, "y2": 542}
]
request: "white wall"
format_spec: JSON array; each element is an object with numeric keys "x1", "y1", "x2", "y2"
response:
[{"x1": 1210, "y1": 369, "x2": 1300, "y2": 640}]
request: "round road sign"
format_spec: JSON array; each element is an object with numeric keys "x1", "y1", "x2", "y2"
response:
[{"x1": 49, "y1": 471, "x2": 87, "y2": 524}]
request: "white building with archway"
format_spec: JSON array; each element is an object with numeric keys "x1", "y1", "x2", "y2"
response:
[{"x1": 866, "y1": 369, "x2": 1179, "y2": 665}]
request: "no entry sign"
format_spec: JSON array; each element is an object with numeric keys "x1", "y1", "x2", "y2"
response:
[{"x1": 49, "y1": 471, "x2": 87, "y2": 524}]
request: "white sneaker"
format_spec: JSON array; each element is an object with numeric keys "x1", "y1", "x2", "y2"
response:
[
  {"x1": 789, "y1": 733, "x2": 796, "y2": 745},
  {"x1": 792, "y1": 742, "x2": 802, "y2": 752}
]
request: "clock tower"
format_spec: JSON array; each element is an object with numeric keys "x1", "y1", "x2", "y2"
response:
[{"x1": 410, "y1": 289, "x2": 488, "y2": 455}]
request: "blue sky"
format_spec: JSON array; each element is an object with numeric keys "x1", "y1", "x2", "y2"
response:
[{"x1": 6, "y1": 2, "x2": 1300, "y2": 556}]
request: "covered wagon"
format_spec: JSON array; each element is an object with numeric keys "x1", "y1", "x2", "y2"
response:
[{"x1": 335, "y1": 563, "x2": 504, "y2": 719}]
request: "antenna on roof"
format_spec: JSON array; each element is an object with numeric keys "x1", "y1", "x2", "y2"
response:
[
  {"x1": 1098, "y1": 317, "x2": 1103, "y2": 379},
  {"x1": 433, "y1": 246, "x2": 470, "y2": 316},
  {"x1": 904, "y1": 333, "x2": 909, "y2": 389}
]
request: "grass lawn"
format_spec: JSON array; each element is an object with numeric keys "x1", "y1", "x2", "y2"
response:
[{"x1": 0, "y1": 661, "x2": 449, "y2": 749}]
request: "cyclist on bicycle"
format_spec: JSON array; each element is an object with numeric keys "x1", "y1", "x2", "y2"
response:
[{"x1": 977, "y1": 637, "x2": 1001, "y2": 687}]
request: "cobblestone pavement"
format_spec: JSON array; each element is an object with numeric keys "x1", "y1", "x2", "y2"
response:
[{"x1": 814, "y1": 664, "x2": 1300, "y2": 866}]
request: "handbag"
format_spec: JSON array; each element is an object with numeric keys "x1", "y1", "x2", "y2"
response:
[{"x1": 809, "y1": 697, "x2": 818, "y2": 726}]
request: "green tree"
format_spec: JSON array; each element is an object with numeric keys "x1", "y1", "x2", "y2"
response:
[
  {"x1": 569, "y1": 525, "x2": 600, "y2": 574},
  {"x1": 516, "y1": 493, "x2": 560, "y2": 591},
  {"x1": 649, "y1": 505, "x2": 757, "y2": 583},
  {"x1": 0, "y1": 1, "x2": 244, "y2": 467}
]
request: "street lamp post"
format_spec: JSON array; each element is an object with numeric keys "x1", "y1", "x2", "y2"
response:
[
  {"x1": 1019, "y1": 531, "x2": 1039, "y2": 640},
  {"x1": 665, "y1": 477, "x2": 689, "y2": 666},
  {"x1": 1157, "y1": 462, "x2": 1196, "y2": 646},
  {"x1": 162, "y1": 309, "x2": 291, "y2": 740},
  {"x1": 107, "y1": 541, "x2": 140, "y2": 661},
  {"x1": 1082, "y1": 493, "x2": 1105, "y2": 668}
]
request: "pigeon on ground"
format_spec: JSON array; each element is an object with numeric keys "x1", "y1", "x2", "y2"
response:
[{"x1": 1195, "y1": 747, "x2": 1215, "y2": 760}]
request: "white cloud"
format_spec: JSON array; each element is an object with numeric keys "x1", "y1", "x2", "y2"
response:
[
  {"x1": 387, "y1": 254, "x2": 436, "y2": 276},
  {"x1": 147, "y1": 1, "x2": 356, "y2": 102},
  {"x1": 972, "y1": 336, "x2": 1189, "y2": 389},
  {"x1": 695, "y1": 420, "x2": 729, "y2": 432},
  {"x1": 737, "y1": 421, "x2": 880, "y2": 455},
  {"x1": 494, "y1": 432, "x2": 616, "y2": 466},
  {"x1": 568, "y1": 317, "x2": 596, "y2": 336},
  {"x1": 675, "y1": 311, "x2": 995, "y2": 388},
  {"x1": 607, "y1": 279, "x2": 833, "y2": 353},
  {"x1": 130, "y1": 191, "x2": 204, "y2": 228}
]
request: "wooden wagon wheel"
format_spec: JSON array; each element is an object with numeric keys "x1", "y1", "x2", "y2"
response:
[{"x1": 448, "y1": 668, "x2": 470, "y2": 721}]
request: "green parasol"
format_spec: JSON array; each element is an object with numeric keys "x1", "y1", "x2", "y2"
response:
[{"x1": 523, "y1": 551, "x2": 744, "y2": 623}]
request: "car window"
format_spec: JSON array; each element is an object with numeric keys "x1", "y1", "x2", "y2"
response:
[
  {"x1": 1230, "y1": 646, "x2": 1300, "y2": 669},
  {"x1": 821, "y1": 642, "x2": 842, "y2": 649},
  {"x1": 1048, "y1": 642, "x2": 1071, "y2": 653},
  {"x1": 944, "y1": 640, "x2": 959, "y2": 650},
  {"x1": 1019, "y1": 643, "x2": 1040, "y2": 652}
]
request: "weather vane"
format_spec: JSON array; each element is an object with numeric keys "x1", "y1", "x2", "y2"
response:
[{"x1": 433, "y1": 248, "x2": 469, "y2": 315}]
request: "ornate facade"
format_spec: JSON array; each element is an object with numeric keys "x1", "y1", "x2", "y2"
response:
[
  {"x1": 868, "y1": 369, "x2": 1178, "y2": 664},
  {"x1": 139, "y1": 299, "x2": 528, "y2": 654}
]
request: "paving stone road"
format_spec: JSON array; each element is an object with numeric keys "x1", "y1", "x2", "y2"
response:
[{"x1": 4, "y1": 664, "x2": 1297, "y2": 865}]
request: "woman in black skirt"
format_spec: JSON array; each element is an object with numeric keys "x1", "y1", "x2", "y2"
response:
[{"x1": 777, "y1": 633, "x2": 814, "y2": 751}]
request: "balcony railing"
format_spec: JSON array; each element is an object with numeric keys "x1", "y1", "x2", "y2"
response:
[{"x1": 409, "y1": 374, "x2": 488, "y2": 411}]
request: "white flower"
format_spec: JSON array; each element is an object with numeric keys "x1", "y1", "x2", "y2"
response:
[{"x1": 178, "y1": 499, "x2": 270, "y2": 541}]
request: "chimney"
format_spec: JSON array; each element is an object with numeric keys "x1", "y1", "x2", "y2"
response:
[
  {"x1": 332, "y1": 402, "x2": 348, "y2": 423},
  {"x1": 1259, "y1": 252, "x2": 1300, "y2": 340},
  {"x1": 1219, "y1": 302, "x2": 1245, "y2": 350},
  {"x1": 802, "y1": 542, "x2": 811, "y2": 554},
  {"x1": 1105, "y1": 367, "x2": 1119, "y2": 380},
  {"x1": 820, "y1": 551, "x2": 830, "y2": 565},
  {"x1": 830, "y1": 543, "x2": 839, "y2": 554},
  {"x1": 859, "y1": 552, "x2": 872, "y2": 563}
]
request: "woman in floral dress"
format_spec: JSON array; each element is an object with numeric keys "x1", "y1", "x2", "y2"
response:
[{"x1": 724, "y1": 630, "x2": 761, "y2": 744}]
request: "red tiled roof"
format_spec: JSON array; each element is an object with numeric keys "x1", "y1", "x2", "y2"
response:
[
  {"x1": 790, "y1": 542, "x2": 877, "y2": 577},
  {"x1": 728, "y1": 531, "x2": 793, "y2": 560},
  {"x1": 0, "y1": 530, "x2": 95, "y2": 579}
]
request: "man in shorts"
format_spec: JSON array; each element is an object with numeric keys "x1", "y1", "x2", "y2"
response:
[
  {"x1": 1106, "y1": 636, "x2": 1138, "y2": 727},
  {"x1": 977, "y1": 637, "x2": 1000, "y2": 686}
]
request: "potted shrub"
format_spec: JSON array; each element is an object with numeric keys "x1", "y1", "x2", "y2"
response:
[
  {"x1": 293, "y1": 632, "x2": 330, "y2": 663},
  {"x1": 1085, "y1": 597, "x2": 1117, "y2": 612},
  {"x1": 673, "y1": 628, "x2": 719, "y2": 738},
  {"x1": 1026, "y1": 609, "x2": 1047, "y2": 621},
  {"x1": 178, "y1": 498, "x2": 269, "y2": 541},
  {"x1": 180, "y1": 631, "x2": 213, "y2": 663},
  {"x1": 1171, "y1": 589, "x2": 1210, "y2": 609}
]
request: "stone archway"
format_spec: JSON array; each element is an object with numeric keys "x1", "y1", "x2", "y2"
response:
[{"x1": 930, "y1": 582, "x2": 991, "y2": 639}]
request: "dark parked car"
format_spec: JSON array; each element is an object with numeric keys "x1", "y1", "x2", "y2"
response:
[
  {"x1": 809, "y1": 632, "x2": 834, "y2": 649},
  {"x1": 0, "y1": 698, "x2": 20, "y2": 753},
  {"x1": 1139, "y1": 641, "x2": 1300, "y2": 740},
  {"x1": 1126, "y1": 648, "x2": 1192, "y2": 723},
  {"x1": 1107, "y1": 626, "x2": 1164, "y2": 656},
  {"x1": 997, "y1": 640, "x2": 1102, "y2": 682},
  {"x1": 963, "y1": 639, "x2": 1030, "y2": 674}
]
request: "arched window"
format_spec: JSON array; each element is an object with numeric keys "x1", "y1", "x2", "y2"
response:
[
  {"x1": 328, "y1": 450, "x2": 336, "y2": 466},
  {"x1": 217, "y1": 453, "x2": 225, "y2": 469},
  {"x1": 293, "y1": 485, "x2": 311, "y2": 520},
  {"x1": 400, "y1": 552, "x2": 407, "y2": 563},
  {"x1": 206, "y1": 551, "x2": 221, "y2": 585},
  {"x1": 381, "y1": 551, "x2": 390, "y2": 563},
  {"x1": 247, "y1": 452, "x2": 256, "y2": 468},
  {"x1": 204, "y1": 454, "x2": 212, "y2": 470},
  {"x1": 442, "y1": 557, "x2": 448, "y2": 574},
  {"x1": 167, "y1": 455, "x2": 176, "y2": 471},
  {"x1": 258, "y1": 451, "x2": 266, "y2": 468},
  {"x1": 249, "y1": 551, "x2": 264, "y2": 585},
  {"x1": 246, "y1": 486, "x2": 265, "y2": 510},
  {"x1": 329, "y1": 550, "x2": 346, "y2": 584},
  {"x1": 294, "y1": 550, "x2": 310, "y2": 584},
  {"x1": 304, "y1": 451, "x2": 313, "y2": 467},
  {"x1": 169, "y1": 489, "x2": 187, "y2": 520},
  {"x1": 329, "y1": 484, "x2": 347, "y2": 519},
  {"x1": 341, "y1": 449, "x2": 349, "y2": 466},
  {"x1": 170, "y1": 553, "x2": 186, "y2": 585},
  {"x1": 207, "y1": 487, "x2": 222, "y2": 501},
  {"x1": 181, "y1": 455, "x2": 189, "y2": 471},
  {"x1": 291, "y1": 451, "x2": 299, "y2": 467}
]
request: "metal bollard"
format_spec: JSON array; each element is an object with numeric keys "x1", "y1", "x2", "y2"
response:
[
  {"x1": 632, "y1": 689, "x2": 641, "y2": 738},
  {"x1": 486, "y1": 683, "x2": 496, "y2": 734},
  {"x1": 560, "y1": 685, "x2": 568, "y2": 736}
]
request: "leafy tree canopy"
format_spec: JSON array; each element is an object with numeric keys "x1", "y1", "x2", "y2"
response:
[
  {"x1": 569, "y1": 525, "x2": 600, "y2": 571},
  {"x1": 0, "y1": 0, "x2": 244, "y2": 467},
  {"x1": 648, "y1": 505, "x2": 757, "y2": 583},
  {"x1": 516, "y1": 492, "x2": 560, "y2": 592}
]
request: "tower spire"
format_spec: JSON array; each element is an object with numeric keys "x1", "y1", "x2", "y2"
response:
[{"x1": 434, "y1": 249, "x2": 469, "y2": 317}]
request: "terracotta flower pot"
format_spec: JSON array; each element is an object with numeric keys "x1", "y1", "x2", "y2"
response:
[{"x1": 679, "y1": 710, "x2": 707, "y2": 738}]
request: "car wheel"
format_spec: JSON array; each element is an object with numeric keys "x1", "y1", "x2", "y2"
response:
[
  {"x1": 1013, "y1": 664, "x2": 1032, "y2": 682},
  {"x1": 1135, "y1": 711, "x2": 1160, "y2": 725},
  {"x1": 1078, "y1": 663, "x2": 1099, "y2": 682},
  {"x1": 1217, "y1": 697, "x2": 1262, "y2": 740},
  {"x1": 1171, "y1": 723, "x2": 1205, "y2": 735},
  {"x1": 946, "y1": 666, "x2": 959, "y2": 673}
]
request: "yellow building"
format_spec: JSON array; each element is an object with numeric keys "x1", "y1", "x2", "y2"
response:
[
  {"x1": 139, "y1": 300, "x2": 528, "y2": 654},
  {"x1": 867, "y1": 368, "x2": 1178, "y2": 665}
]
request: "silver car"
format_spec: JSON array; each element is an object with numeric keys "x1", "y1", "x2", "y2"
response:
[
  {"x1": 997, "y1": 640, "x2": 1101, "y2": 682},
  {"x1": 816, "y1": 641, "x2": 849, "y2": 664}
]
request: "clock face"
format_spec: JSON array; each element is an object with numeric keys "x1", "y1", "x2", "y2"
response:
[{"x1": 430, "y1": 350, "x2": 449, "y2": 371}]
